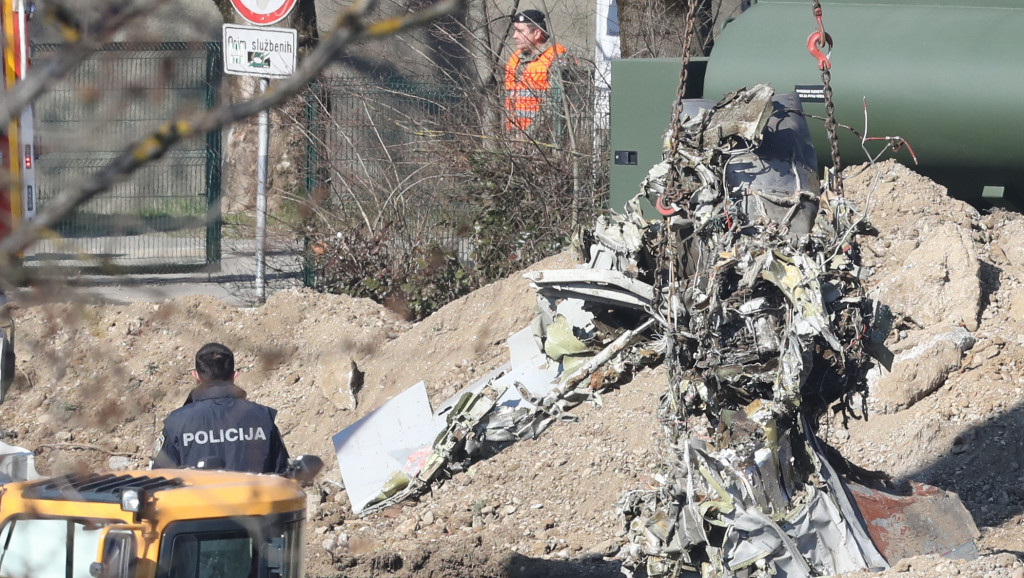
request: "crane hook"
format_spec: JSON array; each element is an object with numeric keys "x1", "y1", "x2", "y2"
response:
[{"x1": 807, "y1": 31, "x2": 833, "y2": 70}]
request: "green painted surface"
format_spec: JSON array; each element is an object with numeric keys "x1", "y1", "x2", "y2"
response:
[
  {"x1": 608, "y1": 58, "x2": 709, "y2": 214},
  {"x1": 704, "y1": 2, "x2": 1024, "y2": 206},
  {"x1": 608, "y1": 58, "x2": 679, "y2": 213},
  {"x1": 755, "y1": 0, "x2": 1020, "y2": 7},
  {"x1": 609, "y1": 2, "x2": 1024, "y2": 210}
]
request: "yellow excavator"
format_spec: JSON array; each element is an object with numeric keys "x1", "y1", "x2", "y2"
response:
[{"x1": 0, "y1": 456, "x2": 322, "y2": 578}]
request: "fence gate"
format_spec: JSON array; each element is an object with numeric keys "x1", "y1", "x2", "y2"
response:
[{"x1": 26, "y1": 42, "x2": 222, "y2": 273}]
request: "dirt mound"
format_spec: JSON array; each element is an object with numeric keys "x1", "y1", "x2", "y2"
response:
[
  {"x1": 4, "y1": 160, "x2": 1023, "y2": 577},
  {"x1": 4, "y1": 289, "x2": 409, "y2": 470}
]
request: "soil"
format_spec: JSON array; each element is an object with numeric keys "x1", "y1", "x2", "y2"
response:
[{"x1": 4, "y1": 159, "x2": 1024, "y2": 577}]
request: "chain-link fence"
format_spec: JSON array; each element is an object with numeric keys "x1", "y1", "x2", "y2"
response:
[
  {"x1": 25, "y1": 42, "x2": 222, "y2": 274},
  {"x1": 299, "y1": 66, "x2": 605, "y2": 302},
  {"x1": 302, "y1": 75, "x2": 473, "y2": 248}
]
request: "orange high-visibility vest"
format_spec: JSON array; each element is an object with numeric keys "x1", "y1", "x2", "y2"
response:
[{"x1": 504, "y1": 43, "x2": 567, "y2": 131}]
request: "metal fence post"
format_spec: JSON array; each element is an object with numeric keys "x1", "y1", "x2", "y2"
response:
[
  {"x1": 205, "y1": 42, "x2": 223, "y2": 271},
  {"x1": 301, "y1": 80, "x2": 320, "y2": 288}
]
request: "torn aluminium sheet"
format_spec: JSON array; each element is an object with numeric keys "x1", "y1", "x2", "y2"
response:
[
  {"x1": 331, "y1": 381, "x2": 443, "y2": 515},
  {"x1": 332, "y1": 209, "x2": 668, "y2": 516},
  {"x1": 333, "y1": 310, "x2": 656, "y2": 516}
]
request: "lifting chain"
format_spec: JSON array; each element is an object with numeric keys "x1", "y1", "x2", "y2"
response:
[
  {"x1": 809, "y1": 0, "x2": 844, "y2": 195},
  {"x1": 653, "y1": 1, "x2": 699, "y2": 375},
  {"x1": 661, "y1": 0, "x2": 700, "y2": 213}
]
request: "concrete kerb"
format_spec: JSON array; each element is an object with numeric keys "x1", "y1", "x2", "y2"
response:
[{"x1": 13, "y1": 239, "x2": 304, "y2": 307}]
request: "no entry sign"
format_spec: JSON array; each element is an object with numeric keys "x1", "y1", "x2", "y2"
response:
[{"x1": 230, "y1": 0, "x2": 298, "y2": 26}]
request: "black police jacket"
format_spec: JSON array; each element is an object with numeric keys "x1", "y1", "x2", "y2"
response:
[{"x1": 153, "y1": 382, "x2": 289, "y2": 474}]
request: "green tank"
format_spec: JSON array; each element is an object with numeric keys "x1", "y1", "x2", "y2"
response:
[{"x1": 701, "y1": 0, "x2": 1024, "y2": 208}]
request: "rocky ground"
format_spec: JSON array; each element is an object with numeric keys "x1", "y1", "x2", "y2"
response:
[{"x1": 3, "y1": 159, "x2": 1024, "y2": 577}]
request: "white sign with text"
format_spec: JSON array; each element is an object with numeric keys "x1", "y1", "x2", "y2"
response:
[{"x1": 222, "y1": 24, "x2": 297, "y2": 78}]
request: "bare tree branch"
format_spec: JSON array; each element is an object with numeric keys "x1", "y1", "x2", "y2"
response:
[
  {"x1": 0, "y1": 0, "x2": 159, "y2": 124},
  {"x1": 0, "y1": 0, "x2": 466, "y2": 264}
]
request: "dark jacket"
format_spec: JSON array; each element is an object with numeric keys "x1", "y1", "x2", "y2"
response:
[{"x1": 153, "y1": 382, "x2": 289, "y2": 474}]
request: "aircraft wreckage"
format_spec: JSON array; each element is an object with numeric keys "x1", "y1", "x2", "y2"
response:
[{"x1": 332, "y1": 85, "x2": 979, "y2": 577}]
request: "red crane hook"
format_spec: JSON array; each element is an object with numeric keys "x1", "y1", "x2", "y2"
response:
[
  {"x1": 807, "y1": 30, "x2": 833, "y2": 70},
  {"x1": 807, "y1": 5, "x2": 833, "y2": 70}
]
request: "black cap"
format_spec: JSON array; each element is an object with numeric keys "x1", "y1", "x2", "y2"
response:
[{"x1": 512, "y1": 9, "x2": 547, "y2": 33}]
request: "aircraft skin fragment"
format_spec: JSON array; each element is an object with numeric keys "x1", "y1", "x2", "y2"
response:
[{"x1": 847, "y1": 481, "x2": 981, "y2": 564}]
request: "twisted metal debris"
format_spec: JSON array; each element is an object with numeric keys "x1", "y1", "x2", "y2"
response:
[{"x1": 608, "y1": 84, "x2": 890, "y2": 577}]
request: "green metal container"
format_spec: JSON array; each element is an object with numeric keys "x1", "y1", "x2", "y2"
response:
[
  {"x1": 703, "y1": 0, "x2": 1024, "y2": 208},
  {"x1": 608, "y1": 58, "x2": 706, "y2": 212}
]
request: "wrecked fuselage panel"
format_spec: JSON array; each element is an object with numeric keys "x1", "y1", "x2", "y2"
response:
[{"x1": 614, "y1": 85, "x2": 974, "y2": 578}]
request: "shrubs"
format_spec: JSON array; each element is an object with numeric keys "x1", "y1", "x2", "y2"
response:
[
  {"x1": 306, "y1": 222, "x2": 472, "y2": 321},
  {"x1": 467, "y1": 147, "x2": 591, "y2": 283},
  {"x1": 299, "y1": 73, "x2": 604, "y2": 321}
]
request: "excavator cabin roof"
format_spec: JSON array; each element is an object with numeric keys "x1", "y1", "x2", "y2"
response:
[{"x1": 0, "y1": 469, "x2": 306, "y2": 526}]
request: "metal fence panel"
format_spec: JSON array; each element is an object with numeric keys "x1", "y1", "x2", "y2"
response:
[
  {"x1": 310, "y1": 76, "x2": 465, "y2": 188},
  {"x1": 301, "y1": 69, "x2": 602, "y2": 292},
  {"x1": 304, "y1": 77, "x2": 472, "y2": 230},
  {"x1": 25, "y1": 42, "x2": 222, "y2": 273}
]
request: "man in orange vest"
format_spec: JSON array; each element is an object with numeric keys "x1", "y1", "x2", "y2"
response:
[{"x1": 504, "y1": 10, "x2": 574, "y2": 135}]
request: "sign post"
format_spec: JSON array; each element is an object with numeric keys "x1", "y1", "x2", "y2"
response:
[{"x1": 223, "y1": 0, "x2": 298, "y2": 303}]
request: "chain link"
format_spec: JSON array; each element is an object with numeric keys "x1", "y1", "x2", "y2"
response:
[
  {"x1": 821, "y1": 68, "x2": 843, "y2": 195},
  {"x1": 812, "y1": 0, "x2": 844, "y2": 195},
  {"x1": 662, "y1": 0, "x2": 700, "y2": 213},
  {"x1": 651, "y1": 1, "x2": 698, "y2": 363}
]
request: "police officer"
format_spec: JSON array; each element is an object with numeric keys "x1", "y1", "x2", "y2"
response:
[{"x1": 152, "y1": 343, "x2": 289, "y2": 474}]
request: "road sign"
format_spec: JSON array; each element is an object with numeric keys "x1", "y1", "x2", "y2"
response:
[
  {"x1": 230, "y1": 0, "x2": 297, "y2": 26},
  {"x1": 223, "y1": 24, "x2": 297, "y2": 78}
]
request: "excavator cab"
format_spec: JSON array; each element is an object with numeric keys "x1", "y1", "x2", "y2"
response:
[
  {"x1": 0, "y1": 469, "x2": 310, "y2": 578},
  {"x1": 154, "y1": 510, "x2": 305, "y2": 578}
]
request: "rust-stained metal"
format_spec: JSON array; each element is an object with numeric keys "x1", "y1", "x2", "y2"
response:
[{"x1": 848, "y1": 481, "x2": 981, "y2": 563}]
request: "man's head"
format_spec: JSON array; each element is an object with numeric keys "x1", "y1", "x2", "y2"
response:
[
  {"x1": 512, "y1": 10, "x2": 549, "y2": 55},
  {"x1": 194, "y1": 342, "x2": 236, "y2": 384}
]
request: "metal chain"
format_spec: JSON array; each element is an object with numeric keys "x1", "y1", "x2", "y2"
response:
[
  {"x1": 668, "y1": 0, "x2": 699, "y2": 147},
  {"x1": 653, "y1": 1, "x2": 698, "y2": 385},
  {"x1": 811, "y1": 0, "x2": 844, "y2": 195},
  {"x1": 821, "y1": 67, "x2": 843, "y2": 195},
  {"x1": 661, "y1": 0, "x2": 700, "y2": 212}
]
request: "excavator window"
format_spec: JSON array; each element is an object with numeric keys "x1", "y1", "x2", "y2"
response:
[
  {"x1": 0, "y1": 517, "x2": 107, "y2": 578},
  {"x1": 168, "y1": 531, "x2": 255, "y2": 578},
  {"x1": 157, "y1": 512, "x2": 304, "y2": 578}
]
